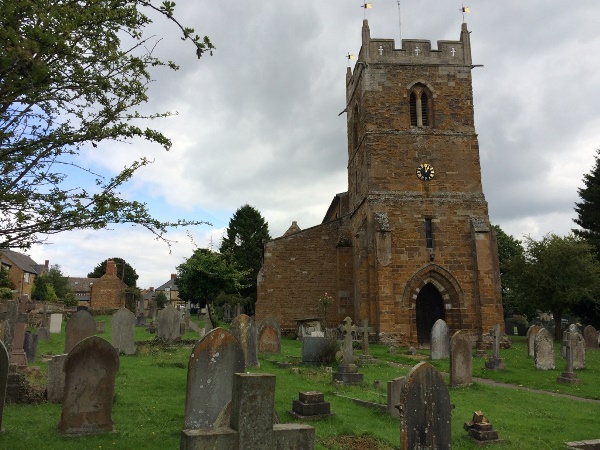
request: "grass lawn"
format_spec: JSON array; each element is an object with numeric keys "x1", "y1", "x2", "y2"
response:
[{"x1": 2, "y1": 320, "x2": 599, "y2": 449}]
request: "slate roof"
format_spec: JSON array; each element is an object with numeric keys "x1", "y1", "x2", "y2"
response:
[
  {"x1": 0, "y1": 250, "x2": 44, "y2": 274},
  {"x1": 156, "y1": 278, "x2": 178, "y2": 292},
  {"x1": 67, "y1": 277, "x2": 98, "y2": 293}
]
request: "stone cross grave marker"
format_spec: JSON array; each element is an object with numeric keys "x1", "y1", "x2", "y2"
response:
[
  {"x1": 58, "y1": 336, "x2": 120, "y2": 434},
  {"x1": 111, "y1": 307, "x2": 136, "y2": 355},
  {"x1": 0, "y1": 340, "x2": 8, "y2": 431},
  {"x1": 64, "y1": 309, "x2": 96, "y2": 353},
  {"x1": 333, "y1": 317, "x2": 363, "y2": 384},
  {"x1": 49, "y1": 313, "x2": 63, "y2": 334},
  {"x1": 583, "y1": 325, "x2": 599, "y2": 350},
  {"x1": 340, "y1": 316, "x2": 356, "y2": 366},
  {"x1": 399, "y1": 362, "x2": 452, "y2": 450},
  {"x1": 358, "y1": 319, "x2": 375, "y2": 363},
  {"x1": 47, "y1": 354, "x2": 68, "y2": 404},
  {"x1": 230, "y1": 314, "x2": 259, "y2": 368},
  {"x1": 562, "y1": 324, "x2": 581, "y2": 358},
  {"x1": 526, "y1": 325, "x2": 542, "y2": 357},
  {"x1": 181, "y1": 373, "x2": 315, "y2": 450},
  {"x1": 534, "y1": 327, "x2": 555, "y2": 370},
  {"x1": 258, "y1": 317, "x2": 281, "y2": 354},
  {"x1": 450, "y1": 330, "x2": 472, "y2": 387},
  {"x1": 484, "y1": 323, "x2": 505, "y2": 370},
  {"x1": 431, "y1": 319, "x2": 450, "y2": 360},
  {"x1": 557, "y1": 332, "x2": 580, "y2": 384},
  {"x1": 183, "y1": 328, "x2": 245, "y2": 430},
  {"x1": 157, "y1": 304, "x2": 181, "y2": 342}
]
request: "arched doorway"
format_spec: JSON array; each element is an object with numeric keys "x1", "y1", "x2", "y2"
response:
[{"x1": 416, "y1": 283, "x2": 445, "y2": 346}]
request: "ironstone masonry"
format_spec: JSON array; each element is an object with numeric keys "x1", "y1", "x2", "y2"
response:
[{"x1": 255, "y1": 20, "x2": 504, "y2": 347}]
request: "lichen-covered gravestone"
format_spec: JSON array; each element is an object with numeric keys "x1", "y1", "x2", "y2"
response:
[
  {"x1": 430, "y1": 319, "x2": 450, "y2": 360},
  {"x1": 258, "y1": 317, "x2": 281, "y2": 354},
  {"x1": 230, "y1": 314, "x2": 259, "y2": 368},
  {"x1": 183, "y1": 328, "x2": 245, "y2": 430},
  {"x1": 58, "y1": 336, "x2": 120, "y2": 434},
  {"x1": 157, "y1": 304, "x2": 181, "y2": 342},
  {"x1": 583, "y1": 325, "x2": 599, "y2": 350},
  {"x1": 526, "y1": 325, "x2": 542, "y2": 357},
  {"x1": 572, "y1": 332, "x2": 586, "y2": 370},
  {"x1": 534, "y1": 327, "x2": 555, "y2": 370},
  {"x1": 332, "y1": 317, "x2": 363, "y2": 384},
  {"x1": 450, "y1": 330, "x2": 472, "y2": 387},
  {"x1": 64, "y1": 309, "x2": 96, "y2": 353},
  {"x1": 399, "y1": 362, "x2": 451, "y2": 450},
  {"x1": 111, "y1": 307, "x2": 136, "y2": 355},
  {"x1": 484, "y1": 323, "x2": 505, "y2": 370},
  {"x1": 0, "y1": 340, "x2": 9, "y2": 431}
]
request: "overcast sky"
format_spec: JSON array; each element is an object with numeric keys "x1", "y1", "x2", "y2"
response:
[{"x1": 26, "y1": 0, "x2": 600, "y2": 288}]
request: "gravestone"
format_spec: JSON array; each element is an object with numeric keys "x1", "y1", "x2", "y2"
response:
[
  {"x1": 37, "y1": 327, "x2": 50, "y2": 341},
  {"x1": 534, "y1": 328, "x2": 555, "y2": 370},
  {"x1": 332, "y1": 317, "x2": 363, "y2": 384},
  {"x1": 58, "y1": 336, "x2": 120, "y2": 434},
  {"x1": 223, "y1": 304, "x2": 232, "y2": 322},
  {"x1": 136, "y1": 298, "x2": 146, "y2": 327},
  {"x1": 0, "y1": 340, "x2": 8, "y2": 431},
  {"x1": 183, "y1": 328, "x2": 245, "y2": 429},
  {"x1": 8, "y1": 296, "x2": 30, "y2": 366},
  {"x1": 526, "y1": 325, "x2": 542, "y2": 357},
  {"x1": 234, "y1": 303, "x2": 242, "y2": 318},
  {"x1": 583, "y1": 325, "x2": 599, "y2": 349},
  {"x1": 258, "y1": 318, "x2": 281, "y2": 354},
  {"x1": 95, "y1": 320, "x2": 105, "y2": 333},
  {"x1": 450, "y1": 330, "x2": 472, "y2": 387},
  {"x1": 157, "y1": 304, "x2": 181, "y2": 342},
  {"x1": 230, "y1": 314, "x2": 259, "y2": 368},
  {"x1": 562, "y1": 324, "x2": 581, "y2": 358},
  {"x1": 64, "y1": 309, "x2": 96, "y2": 353},
  {"x1": 302, "y1": 336, "x2": 330, "y2": 363},
  {"x1": 41, "y1": 302, "x2": 49, "y2": 328},
  {"x1": 464, "y1": 411, "x2": 504, "y2": 444},
  {"x1": 111, "y1": 307, "x2": 136, "y2": 355},
  {"x1": 430, "y1": 319, "x2": 450, "y2": 360},
  {"x1": 399, "y1": 362, "x2": 451, "y2": 450},
  {"x1": 49, "y1": 313, "x2": 63, "y2": 334},
  {"x1": 149, "y1": 300, "x2": 157, "y2": 322},
  {"x1": 387, "y1": 376, "x2": 406, "y2": 418},
  {"x1": 289, "y1": 391, "x2": 334, "y2": 420},
  {"x1": 0, "y1": 301, "x2": 17, "y2": 359},
  {"x1": 182, "y1": 311, "x2": 191, "y2": 331},
  {"x1": 181, "y1": 373, "x2": 315, "y2": 449},
  {"x1": 572, "y1": 332, "x2": 586, "y2": 370},
  {"x1": 23, "y1": 331, "x2": 39, "y2": 364},
  {"x1": 47, "y1": 353, "x2": 68, "y2": 403},
  {"x1": 557, "y1": 332, "x2": 580, "y2": 384},
  {"x1": 359, "y1": 319, "x2": 375, "y2": 363},
  {"x1": 484, "y1": 323, "x2": 505, "y2": 370}
]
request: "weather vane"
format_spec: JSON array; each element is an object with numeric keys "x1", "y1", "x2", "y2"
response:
[
  {"x1": 361, "y1": 2, "x2": 372, "y2": 19},
  {"x1": 461, "y1": 5, "x2": 470, "y2": 22}
]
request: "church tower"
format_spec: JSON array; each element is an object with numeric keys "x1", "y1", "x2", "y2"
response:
[{"x1": 346, "y1": 20, "x2": 503, "y2": 344}]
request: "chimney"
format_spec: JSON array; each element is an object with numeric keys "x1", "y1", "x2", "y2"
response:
[
  {"x1": 106, "y1": 259, "x2": 117, "y2": 276},
  {"x1": 45, "y1": 260, "x2": 49, "y2": 269},
  {"x1": 171, "y1": 273, "x2": 177, "y2": 280}
]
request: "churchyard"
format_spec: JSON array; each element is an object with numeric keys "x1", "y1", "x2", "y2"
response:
[{"x1": 1, "y1": 314, "x2": 599, "y2": 449}]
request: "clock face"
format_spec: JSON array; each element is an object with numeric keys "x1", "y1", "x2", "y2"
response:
[{"x1": 416, "y1": 163, "x2": 435, "y2": 181}]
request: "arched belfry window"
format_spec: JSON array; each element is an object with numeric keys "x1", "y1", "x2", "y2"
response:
[{"x1": 409, "y1": 84, "x2": 432, "y2": 128}]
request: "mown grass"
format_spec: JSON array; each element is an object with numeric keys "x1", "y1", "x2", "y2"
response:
[{"x1": 3, "y1": 322, "x2": 599, "y2": 449}]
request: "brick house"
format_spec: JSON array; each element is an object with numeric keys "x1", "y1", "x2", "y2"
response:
[
  {"x1": 155, "y1": 274, "x2": 182, "y2": 307},
  {"x1": 255, "y1": 21, "x2": 504, "y2": 346},
  {"x1": 0, "y1": 249, "x2": 48, "y2": 298},
  {"x1": 88, "y1": 259, "x2": 127, "y2": 309},
  {"x1": 66, "y1": 277, "x2": 97, "y2": 305}
]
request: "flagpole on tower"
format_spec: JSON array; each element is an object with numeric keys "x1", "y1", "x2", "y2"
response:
[
  {"x1": 361, "y1": 2, "x2": 372, "y2": 19},
  {"x1": 461, "y1": 5, "x2": 470, "y2": 22},
  {"x1": 397, "y1": 1, "x2": 402, "y2": 42}
]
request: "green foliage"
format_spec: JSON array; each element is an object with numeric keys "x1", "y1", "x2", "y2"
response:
[
  {"x1": 0, "y1": 266, "x2": 13, "y2": 289},
  {"x1": 31, "y1": 275, "x2": 58, "y2": 302},
  {"x1": 124, "y1": 286, "x2": 142, "y2": 312},
  {"x1": 0, "y1": 287, "x2": 14, "y2": 300},
  {"x1": 518, "y1": 233, "x2": 600, "y2": 339},
  {"x1": 176, "y1": 248, "x2": 247, "y2": 307},
  {"x1": 154, "y1": 291, "x2": 168, "y2": 309},
  {"x1": 88, "y1": 257, "x2": 139, "y2": 287},
  {"x1": 573, "y1": 148, "x2": 600, "y2": 261},
  {"x1": 44, "y1": 264, "x2": 70, "y2": 299},
  {"x1": 318, "y1": 292, "x2": 333, "y2": 326},
  {"x1": 0, "y1": 0, "x2": 213, "y2": 249},
  {"x1": 219, "y1": 205, "x2": 271, "y2": 310}
]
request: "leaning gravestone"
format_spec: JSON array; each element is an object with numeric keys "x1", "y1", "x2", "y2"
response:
[
  {"x1": 49, "y1": 313, "x2": 63, "y2": 334},
  {"x1": 526, "y1": 325, "x2": 542, "y2": 357},
  {"x1": 157, "y1": 305, "x2": 181, "y2": 342},
  {"x1": 58, "y1": 336, "x2": 119, "y2": 434},
  {"x1": 64, "y1": 309, "x2": 96, "y2": 353},
  {"x1": 183, "y1": 328, "x2": 245, "y2": 429},
  {"x1": 387, "y1": 376, "x2": 406, "y2": 418},
  {"x1": 449, "y1": 330, "x2": 472, "y2": 387},
  {"x1": 399, "y1": 362, "x2": 451, "y2": 450},
  {"x1": 430, "y1": 319, "x2": 450, "y2": 360},
  {"x1": 534, "y1": 327, "x2": 555, "y2": 370},
  {"x1": 583, "y1": 325, "x2": 599, "y2": 350},
  {"x1": 47, "y1": 354, "x2": 68, "y2": 403},
  {"x1": 0, "y1": 340, "x2": 8, "y2": 431},
  {"x1": 258, "y1": 317, "x2": 281, "y2": 354},
  {"x1": 181, "y1": 373, "x2": 315, "y2": 449},
  {"x1": 230, "y1": 314, "x2": 259, "y2": 368},
  {"x1": 111, "y1": 308, "x2": 136, "y2": 355}
]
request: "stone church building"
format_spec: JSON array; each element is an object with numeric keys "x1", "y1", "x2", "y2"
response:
[{"x1": 255, "y1": 21, "x2": 504, "y2": 346}]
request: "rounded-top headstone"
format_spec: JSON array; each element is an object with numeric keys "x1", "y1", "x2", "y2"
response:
[
  {"x1": 430, "y1": 319, "x2": 450, "y2": 360},
  {"x1": 583, "y1": 325, "x2": 599, "y2": 349},
  {"x1": 526, "y1": 325, "x2": 542, "y2": 357},
  {"x1": 258, "y1": 317, "x2": 281, "y2": 354},
  {"x1": 534, "y1": 328, "x2": 555, "y2": 370},
  {"x1": 450, "y1": 330, "x2": 472, "y2": 386},
  {"x1": 64, "y1": 309, "x2": 97, "y2": 353},
  {"x1": 111, "y1": 307, "x2": 136, "y2": 355}
]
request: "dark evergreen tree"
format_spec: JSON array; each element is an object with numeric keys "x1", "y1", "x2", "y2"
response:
[
  {"x1": 574, "y1": 148, "x2": 600, "y2": 261},
  {"x1": 88, "y1": 258, "x2": 139, "y2": 287},
  {"x1": 219, "y1": 205, "x2": 271, "y2": 310}
]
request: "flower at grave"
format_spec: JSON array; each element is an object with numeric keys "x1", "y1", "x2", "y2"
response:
[{"x1": 318, "y1": 292, "x2": 334, "y2": 325}]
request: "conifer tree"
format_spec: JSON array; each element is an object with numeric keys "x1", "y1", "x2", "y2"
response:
[{"x1": 573, "y1": 149, "x2": 600, "y2": 261}]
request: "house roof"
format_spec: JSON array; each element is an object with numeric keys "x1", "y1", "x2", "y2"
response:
[
  {"x1": 67, "y1": 277, "x2": 98, "y2": 293},
  {"x1": 156, "y1": 278, "x2": 178, "y2": 292},
  {"x1": 0, "y1": 250, "x2": 44, "y2": 275}
]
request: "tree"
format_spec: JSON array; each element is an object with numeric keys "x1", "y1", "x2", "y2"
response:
[
  {"x1": 0, "y1": 267, "x2": 14, "y2": 300},
  {"x1": 154, "y1": 291, "x2": 169, "y2": 309},
  {"x1": 219, "y1": 205, "x2": 271, "y2": 311},
  {"x1": 45, "y1": 264, "x2": 71, "y2": 300},
  {"x1": 32, "y1": 274, "x2": 58, "y2": 302},
  {"x1": 88, "y1": 258, "x2": 138, "y2": 287},
  {"x1": 176, "y1": 248, "x2": 246, "y2": 310},
  {"x1": 518, "y1": 234, "x2": 600, "y2": 340},
  {"x1": 573, "y1": 149, "x2": 600, "y2": 261},
  {"x1": 0, "y1": 0, "x2": 213, "y2": 250}
]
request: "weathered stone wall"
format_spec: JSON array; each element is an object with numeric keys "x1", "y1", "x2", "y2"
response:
[{"x1": 90, "y1": 268, "x2": 126, "y2": 310}]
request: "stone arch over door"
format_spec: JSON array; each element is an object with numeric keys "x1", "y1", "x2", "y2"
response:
[
  {"x1": 415, "y1": 283, "x2": 445, "y2": 345},
  {"x1": 401, "y1": 264, "x2": 465, "y2": 345}
]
